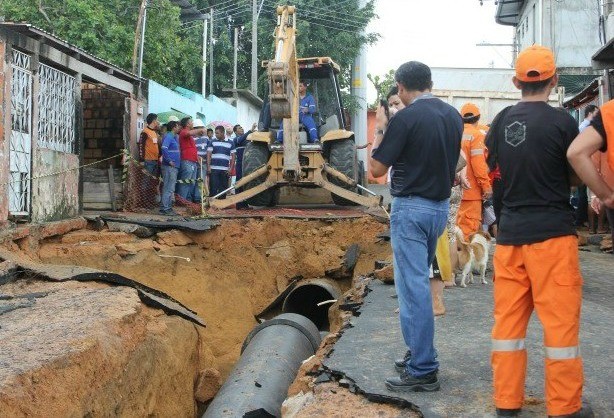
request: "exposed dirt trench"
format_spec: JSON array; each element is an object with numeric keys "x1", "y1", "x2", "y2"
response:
[{"x1": 3, "y1": 216, "x2": 389, "y2": 415}]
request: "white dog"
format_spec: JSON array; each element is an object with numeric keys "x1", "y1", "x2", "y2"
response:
[{"x1": 454, "y1": 227, "x2": 491, "y2": 288}]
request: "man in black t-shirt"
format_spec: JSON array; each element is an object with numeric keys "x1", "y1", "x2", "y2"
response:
[
  {"x1": 486, "y1": 46, "x2": 591, "y2": 418},
  {"x1": 370, "y1": 61, "x2": 462, "y2": 393}
]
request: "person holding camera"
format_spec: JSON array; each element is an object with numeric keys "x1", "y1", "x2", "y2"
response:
[{"x1": 370, "y1": 61, "x2": 462, "y2": 392}]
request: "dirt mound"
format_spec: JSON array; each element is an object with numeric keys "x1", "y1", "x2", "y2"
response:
[{"x1": 0, "y1": 280, "x2": 199, "y2": 417}]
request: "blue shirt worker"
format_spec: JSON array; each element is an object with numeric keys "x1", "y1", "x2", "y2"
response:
[
  {"x1": 193, "y1": 120, "x2": 209, "y2": 203},
  {"x1": 207, "y1": 125, "x2": 236, "y2": 200},
  {"x1": 276, "y1": 81, "x2": 319, "y2": 143},
  {"x1": 159, "y1": 121, "x2": 181, "y2": 215},
  {"x1": 233, "y1": 123, "x2": 256, "y2": 209},
  {"x1": 370, "y1": 61, "x2": 462, "y2": 393}
]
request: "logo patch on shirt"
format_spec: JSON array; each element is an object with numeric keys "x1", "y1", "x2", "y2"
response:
[{"x1": 505, "y1": 121, "x2": 526, "y2": 147}]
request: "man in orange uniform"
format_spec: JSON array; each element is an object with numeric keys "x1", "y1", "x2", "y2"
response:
[
  {"x1": 486, "y1": 45, "x2": 592, "y2": 418},
  {"x1": 138, "y1": 113, "x2": 161, "y2": 205},
  {"x1": 568, "y1": 99, "x2": 614, "y2": 253},
  {"x1": 456, "y1": 103, "x2": 492, "y2": 239}
]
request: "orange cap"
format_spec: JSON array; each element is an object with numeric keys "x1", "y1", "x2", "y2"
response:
[
  {"x1": 461, "y1": 103, "x2": 480, "y2": 118},
  {"x1": 515, "y1": 45, "x2": 556, "y2": 82}
]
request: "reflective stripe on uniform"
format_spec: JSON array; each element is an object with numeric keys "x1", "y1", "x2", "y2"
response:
[
  {"x1": 471, "y1": 149, "x2": 484, "y2": 156},
  {"x1": 492, "y1": 338, "x2": 526, "y2": 351},
  {"x1": 462, "y1": 134, "x2": 474, "y2": 141},
  {"x1": 544, "y1": 346, "x2": 580, "y2": 360}
]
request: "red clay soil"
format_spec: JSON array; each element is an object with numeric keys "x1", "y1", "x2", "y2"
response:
[
  {"x1": 1, "y1": 216, "x2": 401, "y2": 416},
  {"x1": 25, "y1": 217, "x2": 389, "y2": 382}
]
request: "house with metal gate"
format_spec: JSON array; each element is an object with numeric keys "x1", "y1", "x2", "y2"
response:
[{"x1": 0, "y1": 23, "x2": 146, "y2": 223}]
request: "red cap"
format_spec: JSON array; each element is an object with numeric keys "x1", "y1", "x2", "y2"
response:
[{"x1": 515, "y1": 45, "x2": 556, "y2": 82}]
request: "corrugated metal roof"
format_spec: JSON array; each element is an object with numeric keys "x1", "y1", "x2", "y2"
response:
[
  {"x1": 0, "y1": 22, "x2": 141, "y2": 83},
  {"x1": 592, "y1": 37, "x2": 614, "y2": 69},
  {"x1": 496, "y1": 0, "x2": 525, "y2": 26}
]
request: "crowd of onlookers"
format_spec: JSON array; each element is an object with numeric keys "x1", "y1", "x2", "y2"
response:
[
  {"x1": 369, "y1": 45, "x2": 613, "y2": 417},
  {"x1": 137, "y1": 113, "x2": 255, "y2": 215}
]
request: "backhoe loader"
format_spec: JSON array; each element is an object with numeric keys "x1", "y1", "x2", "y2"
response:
[{"x1": 208, "y1": 5, "x2": 381, "y2": 210}]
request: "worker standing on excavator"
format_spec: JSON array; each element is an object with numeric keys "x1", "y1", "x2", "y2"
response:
[{"x1": 276, "y1": 81, "x2": 319, "y2": 143}]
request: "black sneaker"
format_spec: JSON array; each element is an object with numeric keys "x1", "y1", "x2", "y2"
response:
[
  {"x1": 548, "y1": 406, "x2": 594, "y2": 418},
  {"x1": 497, "y1": 408, "x2": 521, "y2": 417},
  {"x1": 385, "y1": 370, "x2": 440, "y2": 392},
  {"x1": 394, "y1": 350, "x2": 411, "y2": 373}
]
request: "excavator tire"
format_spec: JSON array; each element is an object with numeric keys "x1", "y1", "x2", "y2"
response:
[
  {"x1": 242, "y1": 141, "x2": 277, "y2": 207},
  {"x1": 328, "y1": 138, "x2": 359, "y2": 206}
]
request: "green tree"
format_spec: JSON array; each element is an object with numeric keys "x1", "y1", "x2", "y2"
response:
[
  {"x1": 0, "y1": 0, "x2": 378, "y2": 98},
  {"x1": 367, "y1": 69, "x2": 396, "y2": 109}
]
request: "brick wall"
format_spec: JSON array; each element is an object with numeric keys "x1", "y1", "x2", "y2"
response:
[{"x1": 81, "y1": 83, "x2": 126, "y2": 167}]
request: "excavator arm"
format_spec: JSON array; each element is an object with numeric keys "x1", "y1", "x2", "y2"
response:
[{"x1": 268, "y1": 5, "x2": 300, "y2": 180}]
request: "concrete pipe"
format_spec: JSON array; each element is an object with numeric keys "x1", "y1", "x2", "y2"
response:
[
  {"x1": 203, "y1": 313, "x2": 321, "y2": 418},
  {"x1": 281, "y1": 279, "x2": 341, "y2": 330}
]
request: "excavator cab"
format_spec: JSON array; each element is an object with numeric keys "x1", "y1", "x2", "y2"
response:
[
  {"x1": 207, "y1": 6, "x2": 381, "y2": 210},
  {"x1": 266, "y1": 58, "x2": 347, "y2": 143}
]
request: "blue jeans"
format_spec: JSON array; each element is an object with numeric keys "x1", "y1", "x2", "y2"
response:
[
  {"x1": 177, "y1": 160, "x2": 198, "y2": 201},
  {"x1": 193, "y1": 162, "x2": 207, "y2": 202},
  {"x1": 276, "y1": 114, "x2": 319, "y2": 143},
  {"x1": 160, "y1": 165, "x2": 178, "y2": 212},
  {"x1": 390, "y1": 195, "x2": 449, "y2": 377},
  {"x1": 143, "y1": 160, "x2": 158, "y2": 176}
]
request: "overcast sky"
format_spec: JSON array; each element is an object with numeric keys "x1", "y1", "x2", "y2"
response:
[{"x1": 365, "y1": 0, "x2": 514, "y2": 101}]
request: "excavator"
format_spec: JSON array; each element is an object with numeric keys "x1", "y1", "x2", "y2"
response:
[{"x1": 208, "y1": 5, "x2": 382, "y2": 210}]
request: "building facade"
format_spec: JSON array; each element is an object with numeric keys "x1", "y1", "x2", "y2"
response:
[
  {"x1": 0, "y1": 23, "x2": 145, "y2": 223},
  {"x1": 496, "y1": 0, "x2": 602, "y2": 98}
]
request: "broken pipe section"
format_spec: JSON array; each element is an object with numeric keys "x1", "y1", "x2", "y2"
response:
[
  {"x1": 202, "y1": 313, "x2": 321, "y2": 418},
  {"x1": 282, "y1": 279, "x2": 341, "y2": 330}
]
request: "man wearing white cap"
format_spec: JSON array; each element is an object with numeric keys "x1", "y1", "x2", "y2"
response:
[{"x1": 193, "y1": 118, "x2": 209, "y2": 203}]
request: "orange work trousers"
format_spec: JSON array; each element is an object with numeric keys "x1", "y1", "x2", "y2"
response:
[
  {"x1": 456, "y1": 200, "x2": 482, "y2": 240},
  {"x1": 491, "y1": 235, "x2": 584, "y2": 416}
]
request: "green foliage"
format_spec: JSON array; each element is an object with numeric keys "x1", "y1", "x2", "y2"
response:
[
  {"x1": 0, "y1": 0, "x2": 378, "y2": 98},
  {"x1": 367, "y1": 69, "x2": 396, "y2": 108}
]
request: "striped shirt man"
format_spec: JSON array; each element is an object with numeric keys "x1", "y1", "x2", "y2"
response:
[
  {"x1": 207, "y1": 138, "x2": 235, "y2": 171},
  {"x1": 207, "y1": 126, "x2": 236, "y2": 199}
]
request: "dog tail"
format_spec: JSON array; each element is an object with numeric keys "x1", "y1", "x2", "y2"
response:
[{"x1": 454, "y1": 226, "x2": 469, "y2": 247}]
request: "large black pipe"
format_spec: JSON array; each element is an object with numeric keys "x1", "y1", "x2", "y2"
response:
[
  {"x1": 203, "y1": 313, "x2": 321, "y2": 418},
  {"x1": 282, "y1": 279, "x2": 341, "y2": 330}
]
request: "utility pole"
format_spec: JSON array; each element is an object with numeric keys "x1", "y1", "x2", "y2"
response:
[
  {"x1": 251, "y1": 0, "x2": 258, "y2": 94},
  {"x1": 132, "y1": 0, "x2": 147, "y2": 75},
  {"x1": 209, "y1": 9, "x2": 214, "y2": 96},
  {"x1": 202, "y1": 17, "x2": 208, "y2": 96},
  {"x1": 351, "y1": 0, "x2": 369, "y2": 173},
  {"x1": 233, "y1": 27, "x2": 239, "y2": 90},
  {"x1": 138, "y1": 0, "x2": 149, "y2": 78}
]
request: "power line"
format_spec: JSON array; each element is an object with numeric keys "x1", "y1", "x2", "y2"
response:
[
  {"x1": 260, "y1": 3, "x2": 370, "y2": 29},
  {"x1": 301, "y1": 17, "x2": 367, "y2": 35},
  {"x1": 262, "y1": 0, "x2": 366, "y2": 25},
  {"x1": 199, "y1": 0, "x2": 238, "y2": 13},
  {"x1": 214, "y1": 5, "x2": 251, "y2": 18},
  {"x1": 200, "y1": 0, "x2": 247, "y2": 14},
  {"x1": 300, "y1": 9, "x2": 368, "y2": 29}
]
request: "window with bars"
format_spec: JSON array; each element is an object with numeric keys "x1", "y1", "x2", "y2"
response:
[{"x1": 37, "y1": 64, "x2": 77, "y2": 154}]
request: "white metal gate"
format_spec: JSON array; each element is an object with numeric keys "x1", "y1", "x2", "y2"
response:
[
  {"x1": 9, "y1": 50, "x2": 33, "y2": 216},
  {"x1": 38, "y1": 64, "x2": 77, "y2": 153}
]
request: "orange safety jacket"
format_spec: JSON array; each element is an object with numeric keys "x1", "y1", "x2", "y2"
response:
[
  {"x1": 602, "y1": 100, "x2": 614, "y2": 173},
  {"x1": 460, "y1": 123, "x2": 492, "y2": 200},
  {"x1": 139, "y1": 127, "x2": 160, "y2": 161}
]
